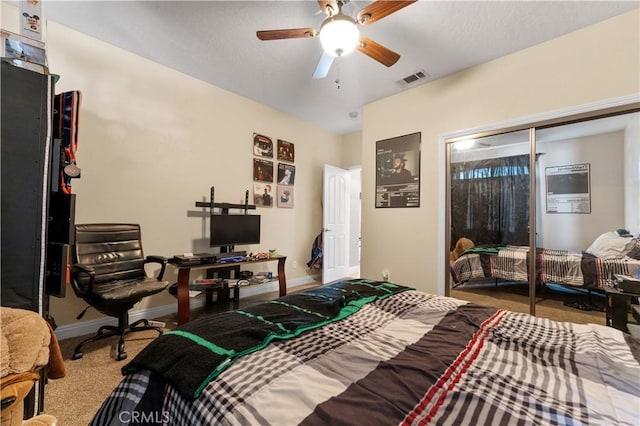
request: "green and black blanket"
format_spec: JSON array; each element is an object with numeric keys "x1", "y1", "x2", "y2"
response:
[{"x1": 122, "y1": 279, "x2": 411, "y2": 399}]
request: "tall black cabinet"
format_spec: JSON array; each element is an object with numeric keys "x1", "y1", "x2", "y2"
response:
[{"x1": 1, "y1": 60, "x2": 54, "y2": 313}]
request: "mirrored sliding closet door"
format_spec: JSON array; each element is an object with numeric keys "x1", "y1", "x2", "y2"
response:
[
  {"x1": 447, "y1": 129, "x2": 533, "y2": 312},
  {"x1": 446, "y1": 106, "x2": 639, "y2": 319}
]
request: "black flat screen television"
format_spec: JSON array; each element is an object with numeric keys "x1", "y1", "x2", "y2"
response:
[{"x1": 210, "y1": 214, "x2": 261, "y2": 247}]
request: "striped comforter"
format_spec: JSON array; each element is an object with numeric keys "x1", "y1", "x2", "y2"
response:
[
  {"x1": 451, "y1": 245, "x2": 640, "y2": 289},
  {"x1": 91, "y1": 285, "x2": 640, "y2": 425}
]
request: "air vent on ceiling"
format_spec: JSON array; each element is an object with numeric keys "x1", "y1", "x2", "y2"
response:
[{"x1": 397, "y1": 70, "x2": 429, "y2": 87}]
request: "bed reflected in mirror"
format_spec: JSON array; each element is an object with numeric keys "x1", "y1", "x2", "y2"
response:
[{"x1": 446, "y1": 110, "x2": 639, "y2": 323}]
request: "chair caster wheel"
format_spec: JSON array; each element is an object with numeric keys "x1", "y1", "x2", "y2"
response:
[
  {"x1": 116, "y1": 352, "x2": 127, "y2": 361},
  {"x1": 72, "y1": 351, "x2": 83, "y2": 360}
]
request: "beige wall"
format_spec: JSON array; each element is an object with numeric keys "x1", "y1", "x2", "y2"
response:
[
  {"x1": 361, "y1": 10, "x2": 640, "y2": 293},
  {"x1": 32, "y1": 19, "x2": 342, "y2": 326},
  {"x1": 341, "y1": 131, "x2": 363, "y2": 168}
]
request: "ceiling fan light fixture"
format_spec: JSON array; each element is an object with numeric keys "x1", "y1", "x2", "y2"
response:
[
  {"x1": 319, "y1": 14, "x2": 359, "y2": 57},
  {"x1": 453, "y1": 139, "x2": 476, "y2": 151}
]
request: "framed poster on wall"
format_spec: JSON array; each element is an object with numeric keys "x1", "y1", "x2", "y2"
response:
[
  {"x1": 277, "y1": 163, "x2": 295, "y2": 185},
  {"x1": 277, "y1": 139, "x2": 295, "y2": 162},
  {"x1": 253, "y1": 158, "x2": 274, "y2": 182},
  {"x1": 253, "y1": 182, "x2": 273, "y2": 207},
  {"x1": 375, "y1": 132, "x2": 421, "y2": 208},
  {"x1": 545, "y1": 163, "x2": 591, "y2": 214},
  {"x1": 253, "y1": 133, "x2": 273, "y2": 158},
  {"x1": 277, "y1": 185, "x2": 294, "y2": 208}
]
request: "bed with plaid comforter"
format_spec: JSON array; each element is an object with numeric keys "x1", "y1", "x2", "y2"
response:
[
  {"x1": 451, "y1": 245, "x2": 640, "y2": 289},
  {"x1": 91, "y1": 279, "x2": 640, "y2": 425}
]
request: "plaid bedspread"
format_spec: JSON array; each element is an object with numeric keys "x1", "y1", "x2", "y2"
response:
[
  {"x1": 451, "y1": 245, "x2": 640, "y2": 289},
  {"x1": 91, "y1": 289, "x2": 640, "y2": 425},
  {"x1": 122, "y1": 279, "x2": 410, "y2": 400}
]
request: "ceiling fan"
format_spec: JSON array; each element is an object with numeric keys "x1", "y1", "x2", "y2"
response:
[{"x1": 256, "y1": 0, "x2": 417, "y2": 79}]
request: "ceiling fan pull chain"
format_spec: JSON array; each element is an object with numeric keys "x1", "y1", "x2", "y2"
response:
[{"x1": 335, "y1": 59, "x2": 341, "y2": 90}]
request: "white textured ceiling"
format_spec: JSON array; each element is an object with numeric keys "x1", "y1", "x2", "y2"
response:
[{"x1": 40, "y1": 1, "x2": 639, "y2": 135}]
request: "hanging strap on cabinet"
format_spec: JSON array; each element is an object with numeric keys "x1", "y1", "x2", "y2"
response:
[{"x1": 53, "y1": 90, "x2": 82, "y2": 194}]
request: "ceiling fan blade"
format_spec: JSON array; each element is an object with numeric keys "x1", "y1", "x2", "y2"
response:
[
  {"x1": 357, "y1": 0, "x2": 417, "y2": 26},
  {"x1": 317, "y1": 0, "x2": 338, "y2": 16},
  {"x1": 312, "y1": 52, "x2": 335, "y2": 79},
  {"x1": 357, "y1": 37, "x2": 400, "y2": 67},
  {"x1": 257, "y1": 28, "x2": 317, "y2": 41}
]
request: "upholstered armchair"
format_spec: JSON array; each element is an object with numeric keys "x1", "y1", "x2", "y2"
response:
[
  {"x1": 70, "y1": 224, "x2": 169, "y2": 361},
  {"x1": 0, "y1": 307, "x2": 65, "y2": 426}
]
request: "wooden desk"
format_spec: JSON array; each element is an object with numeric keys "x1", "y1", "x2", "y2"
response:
[{"x1": 171, "y1": 255, "x2": 286, "y2": 325}]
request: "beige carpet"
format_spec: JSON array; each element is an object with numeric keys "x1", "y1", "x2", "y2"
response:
[
  {"x1": 451, "y1": 282, "x2": 606, "y2": 326},
  {"x1": 44, "y1": 282, "x2": 605, "y2": 424},
  {"x1": 45, "y1": 329, "x2": 162, "y2": 425}
]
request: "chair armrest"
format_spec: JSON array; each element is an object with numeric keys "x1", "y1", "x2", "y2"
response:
[
  {"x1": 145, "y1": 255, "x2": 168, "y2": 280},
  {"x1": 70, "y1": 263, "x2": 95, "y2": 295}
]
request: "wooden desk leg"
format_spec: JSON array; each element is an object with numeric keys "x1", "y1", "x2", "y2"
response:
[
  {"x1": 177, "y1": 268, "x2": 191, "y2": 325},
  {"x1": 277, "y1": 257, "x2": 287, "y2": 297}
]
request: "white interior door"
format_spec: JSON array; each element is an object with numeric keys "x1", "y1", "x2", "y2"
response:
[{"x1": 323, "y1": 164, "x2": 350, "y2": 283}]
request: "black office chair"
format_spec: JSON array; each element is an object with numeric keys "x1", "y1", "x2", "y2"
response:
[{"x1": 70, "y1": 223, "x2": 170, "y2": 361}]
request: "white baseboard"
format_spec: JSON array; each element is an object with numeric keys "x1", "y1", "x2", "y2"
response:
[{"x1": 54, "y1": 275, "x2": 320, "y2": 341}]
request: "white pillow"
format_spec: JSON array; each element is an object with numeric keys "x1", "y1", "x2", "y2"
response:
[{"x1": 585, "y1": 231, "x2": 635, "y2": 257}]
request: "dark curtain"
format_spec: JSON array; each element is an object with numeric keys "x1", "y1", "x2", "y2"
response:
[{"x1": 451, "y1": 154, "x2": 530, "y2": 248}]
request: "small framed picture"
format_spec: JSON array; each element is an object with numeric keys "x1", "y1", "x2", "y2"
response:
[
  {"x1": 253, "y1": 133, "x2": 273, "y2": 158},
  {"x1": 254, "y1": 183, "x2": 274, "y2": 207},
  {"x1": 277, "y1": 163, "x2": 296, "y2": 185},
  {"x1": 277, "y1": 139, "x2": 295, "y2": 163},
  {"x1": 253, "y1": 158, "x2": 274, "y2": 182},
  {"x1": 277, "y1": 185, "x2": 294, "y2": 208}
]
